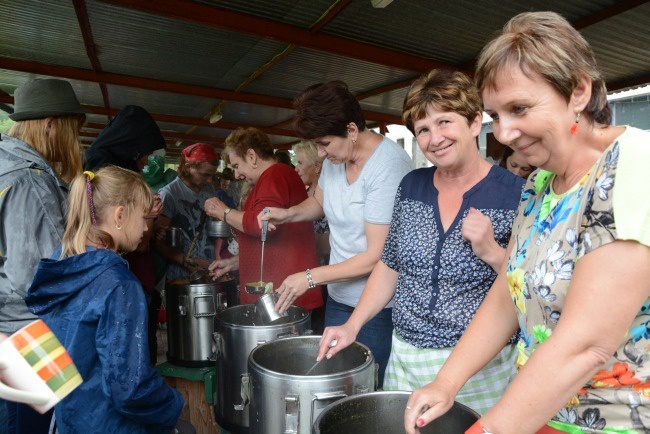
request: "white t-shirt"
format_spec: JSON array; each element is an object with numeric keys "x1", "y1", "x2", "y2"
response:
[{"x1": 319, "y1": 136, "x2": 413, "y2": 307}]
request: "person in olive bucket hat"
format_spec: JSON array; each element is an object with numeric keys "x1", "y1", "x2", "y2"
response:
[{"x1": 1, "y1": 78, "x2": 86, "y2": 434}]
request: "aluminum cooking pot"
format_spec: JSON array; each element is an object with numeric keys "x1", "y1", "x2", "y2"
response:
[
  {"x1": 165, "y1": 275, "x2": 237, "y2": 368},
  {"x1": 248, "y1": 336, "x2": 375, "y2": 434},
  {"x1": 214, "y1": 305, "x2": 311, "y2": 434},
  {"x1": 313, "y1": 391, "x2": 480, "y2": 434},
  {"x1": 205, "y1": 218, "x2": 233, "y2": 238}
]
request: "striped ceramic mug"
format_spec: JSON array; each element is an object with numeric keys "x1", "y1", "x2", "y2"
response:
[{"x1": 0, "y1": 319, "x2": 82, "y2": 413}]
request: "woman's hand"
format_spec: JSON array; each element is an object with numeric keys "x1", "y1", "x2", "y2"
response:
[
  {"x1": 461, "y1": 207, "x2": 504, "y2": 271},
  {"x1": 314, "y1": 323, "x2": 358, "y2": 362},
  {"x1": 208, "y1": 256, "x2": 239, "y2": 279},
  {"x1": 147, "y1": 194, "x2": 163, "y2": 219},
  {"x1": 274, "y1": 271, "x2": 310, "y2": 312},
  {"x1": 404, "y1": 380, "x2": 457, "y2": 434},
  {"x1": 205, "y1": 197, "x2": 227, "y2": 220},
  {"x1": 257, "y1": 206, "x2": 290, "y2": 231}
]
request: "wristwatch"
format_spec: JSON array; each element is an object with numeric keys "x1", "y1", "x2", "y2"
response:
[{"x1": 223, "y1": 207, "x2": 232, "y2": 223}]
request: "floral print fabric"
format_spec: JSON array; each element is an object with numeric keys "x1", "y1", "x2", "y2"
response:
[
  {"x1": 382, "y1": 165, "x2": 524, "y2": 348},
  {"x1": 507, "y1": 128, "x2": 650, "y2": 433}
]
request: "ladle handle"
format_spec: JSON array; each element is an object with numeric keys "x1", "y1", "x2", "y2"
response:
[
  {"x1": 261, "y1": 220, "x2": 268, "y2": 242},
  {"x1": 261, "y1": 208, "x2": 270, "y2": 242}
]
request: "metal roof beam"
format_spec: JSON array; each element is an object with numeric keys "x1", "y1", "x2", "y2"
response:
[
  {"x1": 0, "y1": 94, "x2": 299, "y2": 138},
  {"x1": 72, "y1": 0, "x2": 112, "y2": 116},
  {"x1": 99, "y1": 0, "x2": 451, "y2": 73},
  {"x1": 0, "y1": 57, "x2": 402, "y2": 124}
]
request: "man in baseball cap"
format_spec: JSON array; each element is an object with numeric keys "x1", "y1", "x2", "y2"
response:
[{"x1": 154, "y1": 143, "x2": 221, "y2": 283}]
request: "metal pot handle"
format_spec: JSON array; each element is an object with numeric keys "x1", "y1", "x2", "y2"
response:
[
  {"x1": 193, "y1": 295, "x2": 216, "y2": 318},
  {"x1": 178, "y1": 295, "x2": 188, "y2": 316},
  {"x1": 310, "y1": 391, "x2": 348, "y2": 430},
  {"x1": 284, "y1": 394, "x2": 300, "y2": 434},
  {"x1": 276, "y1": 331, "x2": 297, "y2": 339},
  {"x1": 233, "y1": 373, "x2": 250, "y2": 411},
  {"x1": 211, "y1": 332, "x2": 222, "y2": 360}
]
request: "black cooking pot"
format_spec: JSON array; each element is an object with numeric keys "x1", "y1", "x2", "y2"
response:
[{"x1": 313, "y1": 391, "x2": 479, "y2": 434}]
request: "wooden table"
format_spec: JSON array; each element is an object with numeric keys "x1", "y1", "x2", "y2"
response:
[{"x1": 156, "y1": 362, "x2": 225, "y2": 434}]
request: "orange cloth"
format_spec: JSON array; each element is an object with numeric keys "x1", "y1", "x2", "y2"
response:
[{"x1": 465, "y1": 420, "x2": 564, "y2": 434}]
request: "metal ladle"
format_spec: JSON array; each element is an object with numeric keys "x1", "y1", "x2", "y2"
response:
[
  {"x1": 259, "y1": 209, "x2": 269, "y2": 284},
  {"x1": 189, "y1": 269, "x2": 208, "y2": 282}
]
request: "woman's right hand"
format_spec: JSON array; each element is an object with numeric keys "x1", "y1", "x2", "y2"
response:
[
  {"x1": 204, "y1": 197, "x2": 227, "y2": 220},
  {"x1": 404, "y1": 380, "x2": 457, "y2": 434},
  {"x1": 257, "y1": 206, "x2": 290, "y2": 231},
  {"x1": 208, "y1": 256, "x2": 239, "y2": 279},
  {"x1": 315, "y1": 323, "x2": 358, "y2": 363}
]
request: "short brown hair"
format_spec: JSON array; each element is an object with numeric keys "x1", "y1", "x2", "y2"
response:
[
  {"x1": 475, "y1": 11, "x2": 611, "y2": 125},
  {"x1": 293, "y1": 81, "x2": 366, "y2": 139},
  {"x1": 402, "y1": 69, "x2": 481, "y2": 135},
  {"x1": 222, "y1": 127, "x2": 275, "y2": 164}
]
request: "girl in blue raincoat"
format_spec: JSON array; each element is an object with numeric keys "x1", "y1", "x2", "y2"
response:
[{"x1": 25, "y1": 166, "x2": 184, "y2": 434}]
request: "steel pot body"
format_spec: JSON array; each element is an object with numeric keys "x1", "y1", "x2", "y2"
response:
[
  {"x1": 214, "y1": 305, "x2": 311, "y2": 434},
  {"x1": 248, "y1": 336, "x2": 375, "y2": 434},
  {"x1": 165, "y1": 276, "x2": 236, "y2": 367},
  {"x1": 313, "y1": 391, "x2": 480, "y2": 434},
  {"x1": 205, "y1": 218, "x2": 234, "y2": 238}
]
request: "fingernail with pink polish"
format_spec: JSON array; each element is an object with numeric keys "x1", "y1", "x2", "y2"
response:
[{"x1": 417, "y1": 418, "x2": 425, "y2": 427}]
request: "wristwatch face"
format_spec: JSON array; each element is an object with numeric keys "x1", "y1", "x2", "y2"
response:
[{"x1": 224, "y1": 208, "x2": 231, "y2": 215}]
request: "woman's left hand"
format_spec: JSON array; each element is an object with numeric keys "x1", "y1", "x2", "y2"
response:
[
  {"x1": 147, "y1": 194, "x2": 163, "y2": 219},
  {"x1": 461, "y1": 207, "x2": 504, "y2": 271},
  {"x1": 274, "y1": 272, "x2": 310, "y2": 312}
]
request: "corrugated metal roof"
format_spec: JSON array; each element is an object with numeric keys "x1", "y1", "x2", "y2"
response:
[{"x1": 0, "y1": 0, "x2": 648, "y2": 161}]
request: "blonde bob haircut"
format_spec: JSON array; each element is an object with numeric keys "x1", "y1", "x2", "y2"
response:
[
  {"x1": 222, "y1": 127, "x2": 275, "y2": 165},
  {"x1": 62, "y1": 166, "x2": 153, "y2": 257},
  {"x1": 402, "y1": 69, "x2": 482, "y2": 136},
  {"x1": 475, "y1": 11, "x2": 611, "y2": 125},
  {"x1": 292, "y1": 140, "x2": 323, "y2": 166},
  {"x1": 8, "y1": 114, "x2": 85, "y2": 183}
]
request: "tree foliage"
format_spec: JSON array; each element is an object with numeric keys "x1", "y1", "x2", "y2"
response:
[{"x1": 0, "y1": 111, "x2": 13, "y2": 134}]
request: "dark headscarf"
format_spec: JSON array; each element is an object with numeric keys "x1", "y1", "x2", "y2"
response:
[{"x1": 84, "y1": 105, "x2": 165, "y2": 172}]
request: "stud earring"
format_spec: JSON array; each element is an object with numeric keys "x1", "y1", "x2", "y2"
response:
[
  {"x1": 116, "y1": 224, "x2": 122, "y2": 230},
  {"x1": 570, "y1": 112, "x2": 582, "y2": 135}
]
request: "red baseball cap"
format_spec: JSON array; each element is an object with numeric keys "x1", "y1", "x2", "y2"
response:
[{"x1": 182, "y1": 143, "x2": 220, "y2": 163}]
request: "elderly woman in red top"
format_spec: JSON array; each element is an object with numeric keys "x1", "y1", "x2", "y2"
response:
[{"x1": 205, "y1": 127, "x2": 323, "y2": 310}]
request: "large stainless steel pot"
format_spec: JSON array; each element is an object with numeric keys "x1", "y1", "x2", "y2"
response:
[
  {"x1": 205, "y1": 218, "x2": 234, "y2": 238},
  {"x1": 313, "y1": 391, "x2": 480, "y2": 434},
  {"x1": 248, "y1": 336, "x2": 375, "y2": 434},
  {"x1": 215, "y1": 305, "x2": 311, "y2": 434},
  {"x1": 165, "y1": 276, "x2": 237, "y2": 367}
]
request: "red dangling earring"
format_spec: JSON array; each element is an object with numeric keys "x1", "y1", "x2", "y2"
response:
[{"x1": 570, "y1": 112, "x2": 582, "y2": 135}]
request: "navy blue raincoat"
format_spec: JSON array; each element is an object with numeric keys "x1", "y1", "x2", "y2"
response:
[{"x1": 26, "y1": 248, "x2": 183, "y2": 434}]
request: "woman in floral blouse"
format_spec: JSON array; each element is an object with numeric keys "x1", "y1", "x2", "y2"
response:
[
  {"x1": 406, "y1": 11, "x2": 650, "y2": 434},
  {"x1": 315, "y1": 69, "x2": 525, "y2": 414}
]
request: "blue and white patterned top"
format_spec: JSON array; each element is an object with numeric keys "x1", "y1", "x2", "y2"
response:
[{"x1": 382, "y1": 165, "x2": 524, "y2": 348}]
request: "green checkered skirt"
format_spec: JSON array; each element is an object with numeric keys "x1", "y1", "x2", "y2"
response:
[{"x1": 384, "y1": 331, "x2": 518, "y2": 415}]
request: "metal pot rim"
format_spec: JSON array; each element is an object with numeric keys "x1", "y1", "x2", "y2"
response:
[{"x1": 248, "y1": 335, "x2": 374, "y2": 378}]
